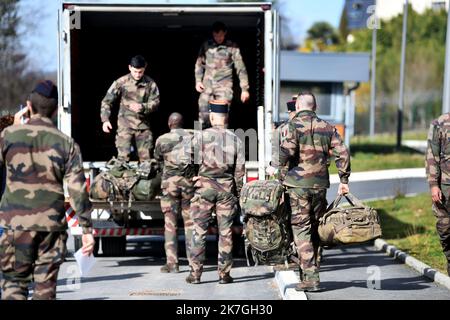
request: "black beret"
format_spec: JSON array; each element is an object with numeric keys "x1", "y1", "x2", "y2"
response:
[
  {"x1": 287, "y1": 100, "x2": 296, "y2": 112},
  {"x1": 209, "y1": 100, "x2": 229, "y2": 114},
  {"x1": 33, "y1": 80, "x2": 58, "y2": 100}
]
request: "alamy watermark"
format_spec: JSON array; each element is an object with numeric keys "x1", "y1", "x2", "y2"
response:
[{"x1": 366, "y1": 265, "x2": 381, "y2": 290}]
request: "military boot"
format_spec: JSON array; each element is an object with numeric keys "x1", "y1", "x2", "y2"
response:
[
  {"x1": 185, "y1": 272, "x2": 201, "y2": 284},
  {"x1": 219, "y1": 273, "x2": 234, "y2": 284},
  {"x1": 160, "y1": 263, "x2": 179, "y2": 273},
  {"x1": 295, "y1": 280, "x2": 321, "y2": 292}
]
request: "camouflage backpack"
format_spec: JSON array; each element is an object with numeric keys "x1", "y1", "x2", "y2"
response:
[
  {"x1": 240, "y1": 179, "x2": 296, "y2": 267},
  {"x1": 318, "y1": 193, "x2": 382, "y2": 247},
  {"x1": 90, "y1": 158, "x2": 161, "y2": 202}
]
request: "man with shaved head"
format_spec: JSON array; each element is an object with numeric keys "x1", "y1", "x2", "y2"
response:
[
  {"x1": 277, "y1": 91, "x2": 351, "y2": 292},
  {"x1": 154, "y1": 113, "x2": 197, "y2": 273}
]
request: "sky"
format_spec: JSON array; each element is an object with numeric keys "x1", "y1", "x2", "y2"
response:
[{"x1": 18, "y1": 0, "x2": 345, "y2": 72}]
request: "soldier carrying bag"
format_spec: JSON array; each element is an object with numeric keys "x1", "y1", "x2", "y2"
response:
[
  {"x1": 240, "y1": 180, "x2": 297, "y2": 267},
  {"x1": 318, "y1": 192, "x2": 382, "y2": 246}
]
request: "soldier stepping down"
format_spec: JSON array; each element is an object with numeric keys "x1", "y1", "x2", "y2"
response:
[
  {"x1": 101, "y1": 55, "x2": 160, "y2": 162},
  {"x1": 276, "y1": 92, "x2": 351, "y2": 292},
  {"x1": 155, "y1": 113, "x2": 197, "y2": 274},
  {"x1": 0, "y1": 81, "x2": 95, "y2": 300},
  {"x1": 187, "y1": 101, "x2": 246, "y2": 284},
  {"x1": 195, "y1": 21, "x2": 250, "y2": 130}
]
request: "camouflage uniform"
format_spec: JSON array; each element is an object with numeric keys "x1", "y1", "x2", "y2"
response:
[
  {"x1": 278, "y1": 110, "x2": 351, "y2": 282},
  {"x1": 101, "y1": 74, "x2": 160, "y2": 161},
  {"x1": 190, "y1": 127, "x2": 245, "y2": 279},
  {"x1": 195, "y1": 39, "x2": 249, "y2": 128},
  {"x1": 426, "y1": 113, "x2": 450, "y2": 275},
  {"x1": 154, "y1": 129, "x2": 196, "y2": 267},
  {"x1": 0, "y1": 114, "x2": 92, "y2": 300}
]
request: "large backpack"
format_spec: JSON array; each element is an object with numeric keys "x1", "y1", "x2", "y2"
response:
[
  {"x1": 90, "y1": 158, "x2": 162, "y2": 203},
  {"x1": 239, "y1": 179, "x2": 296, "y2": 267}
]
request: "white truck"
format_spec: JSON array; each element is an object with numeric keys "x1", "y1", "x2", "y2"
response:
[{"x1": 58, "y1": 1, "x2": 280, "y2": 255}]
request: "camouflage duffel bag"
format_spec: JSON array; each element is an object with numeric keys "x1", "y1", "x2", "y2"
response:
[
  {"x1": 90, "y1": 158, "x2": 161, "y2": 201},
  {"x1": 240, "y1": 179, "x2": 295, "y2": 266},
  {"x1": 318, "y1": 193, "x2": 382, "y2": 246}
]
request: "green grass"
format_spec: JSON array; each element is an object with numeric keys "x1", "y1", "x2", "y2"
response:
[
  {"x1": 368, "y1": 194, "x2": 448, "y2": 274},
  {"x1": 329, "y1": 131, "x2": 426, "y2": 174}
]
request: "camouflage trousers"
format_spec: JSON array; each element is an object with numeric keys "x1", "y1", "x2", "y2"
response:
[
  {"x1": 288, "y1": 188, "x2": 327, "y2": 282},
  {"x1": 190, "y1": 178, "x2": 238, "y2": 278},
  {"x1": 198, "y1": 84, "x2": 233, "y2": 129},
  {"x1": 432, "y1": 185, "x2": 450, "y2": 274},
  {"x1": 116, "y1": 126, "x2": 153, "y2": 162},
  {"x1": 0, "y1": 229, "x2": 68, "y2": 300},
  {"x1": 160, "y1": 176, "x2": 195, "y2": 266}
]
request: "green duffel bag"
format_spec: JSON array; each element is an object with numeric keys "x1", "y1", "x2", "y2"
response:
[
  {"x1": 90, "y1": 158, "x2": 161, "y2": 202},
  {"x1": 318, "y1": 193, "x2": 382, "y2": 246}
]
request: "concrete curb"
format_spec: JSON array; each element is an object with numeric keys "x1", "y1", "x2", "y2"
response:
[
  {"x1": 375, "y1": 238, "x2": 450, "y2": 291},
  {"x1": 274, "y1": 270, "x2": 307, "y2": 300}
]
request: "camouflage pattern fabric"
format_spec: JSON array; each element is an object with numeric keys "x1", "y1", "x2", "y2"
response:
[
  {"x1": 155, "y1": 129, "x2": 197, "y2": 266},
  {"x1": 190, "y1": 127, "x2": 245, "y2": 278},
  {"x1": 426, "y1": 114, "x2": 450, "y2": 272},
  {"x1": 195, "y1": 39, "x2": 249, "y2": 128},
  {"x1": 190, "y1": 177, "x2": 238, "y2": 278},
  {"x1": 288, "y1": 188, "x2": 327, "y2": 282},
  {"x1": 101, "y1": 74, "x2": 160, "y2": 161},
  {"x1": 278, "y1": 110, "x2": 351, "y2": 188},
  {"x1": 0, "y1": 114, "x2": 92, "y2": 233},
  {"x1": 432, "y1": 185, "x2": 450, "y2": 269},
  {"x1": 426, "y1": 113, "x2": 450, "y2": 187},
  {"x1": 160, "y1": 176, "x2": 194, "y2": 266},
  {"x1": 116, "y1": 126, "x2": 153, "y2": 162},
  {"x1": 154, "y1": 129, "x2": 196, "y2": 180},
  {"x1": 0, "y1": 229, "x2": 68, "y2": 300}
]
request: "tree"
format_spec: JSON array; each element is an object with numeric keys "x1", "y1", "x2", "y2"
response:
[{"x1": 307, "y1": 21, "x2": 340, "y2": 47}]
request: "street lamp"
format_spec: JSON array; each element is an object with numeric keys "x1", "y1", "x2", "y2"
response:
[{"x1": 397, "y1": 0, "x2": 408, "y2": 150}]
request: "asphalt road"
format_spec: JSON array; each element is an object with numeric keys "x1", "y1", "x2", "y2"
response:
[
  {"x1": 56, "y1": 236, "x2": 281, "y2": 300},
  {"x1": 328, "y1": 177, "x2": 428, "y2": 203}
]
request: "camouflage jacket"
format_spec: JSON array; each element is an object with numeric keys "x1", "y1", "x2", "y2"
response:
[
  {"x1": 193, "y1": 126, "x2": 245, "y2": 195},
  {"x1": 101, "y1": 74, "x2": 160, "y2": 130},
  {"x1": 271, "y1": 120, "x2": 290, "y2": 170},
  {"x1": 195, "y1": 39, "x2": 249, "y2": 92},
  {"x1": 278, "y1": 110, "x2": 351, "y2": 189},
  {"x1": 426, "y1": 113, "x2": 450, "y2": 187},
  {"x1": 0, "y1": 115, "x2": 92, "y2": 233},
  {"x1": 154, "y1": 128, "x2": 197, "y2": 180}
]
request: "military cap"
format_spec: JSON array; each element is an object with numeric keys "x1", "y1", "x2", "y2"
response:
[
  {"x1": 33, "y1": 80, "x2": 58, "y2": 100},
  {"x1": 209, "y1": 100, "x2": 229, "y2": 114},
  {"x1": 287, "y1": 100, "x2": 296, "y2": 112}
]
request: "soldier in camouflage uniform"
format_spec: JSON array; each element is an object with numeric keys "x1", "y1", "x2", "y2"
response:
[
  {"x1": 267, "y1": 97, "x2": 298, "y2": 177},
  {"x1": 101, "y1": 55, "x2": 160, "y2": 161},
  {"x1": 186, "y1": 101, "x2": 245, "y2": 284},
  {"x1": 154, "y1": 113, "x2": 197, "y2": 273},
  {"x1": 0, "y1": 81, "x2": 94, "y2": 300},
  {"x1": 426, "y1": 113, "x2": 450, "y2": 276},
  {"x1": 195, "y1": 21, "x2": 250, "y2": 129},
  {"x1": 277, "y1": 92, "x2": 351, "y2": 292}
]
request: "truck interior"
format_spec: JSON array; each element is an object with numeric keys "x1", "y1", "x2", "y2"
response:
[{"x1": 69, "y1": 10, "x2": 266, "y2": 161}]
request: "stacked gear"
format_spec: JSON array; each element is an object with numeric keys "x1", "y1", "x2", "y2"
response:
[
  {"x1": 318, "y1": 193, "x2": 382, "y2": 247},
  {"x1": 90, "y1": 158, "x2": 162, "y2": 203},
  {"x1": 240, "y1": 179, "x2": 297, "y2": 267}
]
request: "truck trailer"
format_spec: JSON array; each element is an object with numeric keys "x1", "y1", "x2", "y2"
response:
[{"x1": 58, "y1": 1, "x2": 280, "y2": 255}]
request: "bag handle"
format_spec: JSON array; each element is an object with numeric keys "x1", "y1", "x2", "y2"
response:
[{"x1": 326, "y1": 192, "x2": 366, "y2": 211}]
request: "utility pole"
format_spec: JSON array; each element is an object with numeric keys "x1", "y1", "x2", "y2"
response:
[
  {"x1": 443, "y1": 2, "x2": 450, "y2": 114},
  {"x1": 397, "y1": 0, "x2": 408, "y2": 150},
  {"x1": 369, "y1": 0, "x2": 378, "y2": 137}
]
